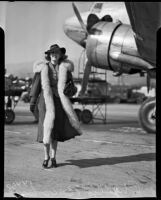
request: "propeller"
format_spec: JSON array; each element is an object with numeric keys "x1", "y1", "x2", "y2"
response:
[
  {"x1": 72, "y1": 3, "x2": 112, "y2": 96},
  {"x1": 72, "y1": 2, "x2": 88, "y2": 34},
  {"x1": 72, "y1": 2, "x2": 97, "y2": 95},
  {"x1": 78, "y1": 60, "x2": 92, "y2": 96},
  {"x1": 87, "y1": 13, "x2": 100, "y2": 33},
  {"x1": 72, "y1": 3, "x2": 100, "y2": 36}
]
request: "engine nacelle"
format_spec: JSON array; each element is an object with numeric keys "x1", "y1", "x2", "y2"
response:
[{"x1": 86, "y1": 21, "x2": 153, "y2": 74}]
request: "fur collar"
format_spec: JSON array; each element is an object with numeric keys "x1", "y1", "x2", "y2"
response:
[
  {"x1": 33, "y1": 59, "x2": 74, "y2": 74},
  {"x1": 60, "y1": 59, "x2": 74, "y2": 72},
  {"x1": 33, "y1": 60, "x2": 46, "y2": 73}
]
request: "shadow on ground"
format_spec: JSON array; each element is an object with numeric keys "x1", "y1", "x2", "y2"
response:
[
  {"x1": 58, "y1": 153, "x2": 155, "y2": 168},
  {"x1": 7, "y1": 121, "x2": 38, "y2": 125}
]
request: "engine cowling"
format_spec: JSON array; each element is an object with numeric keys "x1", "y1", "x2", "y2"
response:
[{"x1": 86, "y1": 21, "x2": 153, "y2": 74}]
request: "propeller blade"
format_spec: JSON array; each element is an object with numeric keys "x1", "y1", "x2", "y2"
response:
[
  {"x1": 79, "y1": 60, "x2": 92, "y2": 96},
  {"x1": 87, "y1": 14, "x2": 99, "y2": 32},
  {"x1": 72, "y1": 2, "x2": 88, "y2": 34}
]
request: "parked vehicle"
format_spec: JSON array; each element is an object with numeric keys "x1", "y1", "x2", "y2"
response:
[{"x1": 73, "y1": 78, "x2": 147, "y2": 104}]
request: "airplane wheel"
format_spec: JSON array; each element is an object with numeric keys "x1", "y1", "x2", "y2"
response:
[
  {"x1": 136, "y1": 97, "x2": 144, "y2": 104},
  {"x1": 74, "y1": 108, "x2": 82, "y2": 121},
  {"x1": 114, "y1": 97, "x2": 121, "y2": 104},
  {"x1": 139, "y1": 97, "x2": 156, "y2": 133},
  {"x1": 81, "y1": 109, "x2": 93, "y2": 124},
  {"x1": 5, "y1": 109, "x2": 15, "y2": 124}
]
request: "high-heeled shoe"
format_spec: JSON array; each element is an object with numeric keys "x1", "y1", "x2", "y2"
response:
[
  {"x1": 42, "y1": 156, "x2": 50, "y2": 168},
  {"x1": 50, "y1": 158, "x2": 57, "y2": 168}
]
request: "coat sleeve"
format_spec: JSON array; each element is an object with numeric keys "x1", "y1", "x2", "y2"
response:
[
  {"x1": 30, "y1": 72, "x2": 41, "y2": 97},
  {"x1": 29, "y1": 73, "x2": 41, "y2": 113}
]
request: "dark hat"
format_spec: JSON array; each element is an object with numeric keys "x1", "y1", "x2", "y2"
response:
[{"x1": 45, "y1": 44, "x2": 66, "y2": 55}]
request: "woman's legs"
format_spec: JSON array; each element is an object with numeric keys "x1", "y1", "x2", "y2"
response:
[
  {"x1": 43, "y1": 143, "x2": 50, "y2": 160},
  {"x1": 50, "y1": 140, "x2": 58, "y2": 168},
  {"x1": 42, "y1": 143, "x2": 50, "y2": 168},
  {"x1": 50, "y1": 140, "x2": 58, "y2": 159}
]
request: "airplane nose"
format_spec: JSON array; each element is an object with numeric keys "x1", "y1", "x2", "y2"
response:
[
  {"x1": 63, "y1": 16, "x2": 87, "y2": 47},
  {"x1": 63, "y1": 17, "x2": 76, "y2": 36}
]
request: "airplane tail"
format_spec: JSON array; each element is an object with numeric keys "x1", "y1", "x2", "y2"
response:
[{"x1": 89, "y1": 2, "x2": 103, "y2": 14}]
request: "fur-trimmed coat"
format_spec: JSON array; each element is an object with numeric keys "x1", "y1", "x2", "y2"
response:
[{"x1": 31, "y1": 59, "x2": 82, "y2": 144}]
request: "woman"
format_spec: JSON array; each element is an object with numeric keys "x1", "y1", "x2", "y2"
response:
[{"x1": 30, "y1": 44, "x2": 82, "y2": 169}]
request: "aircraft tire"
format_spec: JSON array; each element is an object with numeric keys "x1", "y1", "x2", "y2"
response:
[
  {"x1": 136, "y1": 97, "x2": 143, "y2": 104},
  {"x1": 74, "y1": 108, "x2": 82, "y2": 121},
  {"x1": 139, "y1": 97, "x2": 156, "y2": 133},
  {"x1": 114, "y1": 97, "x2": 121, "y2": 104},
  {"x1": 81, "y1": 109, "x2": 93, "y2": 124},
  {"x1": 5, "y1": 109, "x2": 15, "y2": 124}
]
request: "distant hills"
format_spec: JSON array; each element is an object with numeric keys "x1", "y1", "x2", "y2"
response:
[
  {"x1": 5, "y1": 62, "x2": 34, "y2": 78},
  {"x1": 5, "y1": 60, "x2": 155, "y2": 87}
]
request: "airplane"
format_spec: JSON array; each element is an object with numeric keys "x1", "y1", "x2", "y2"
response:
[
  {"x1": 63, "y1": 2, "x2": 160, "y2": 133},
  {"x1": 5, "y1": 71, "x2": 32, "y2": 124},
  {"x1": 64, "y1": 2, "x2": 130, "y2": 48}
]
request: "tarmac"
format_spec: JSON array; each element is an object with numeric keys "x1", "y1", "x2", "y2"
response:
[{"x1": 4, "y1": 101, "x2": 156, "y2": 198}]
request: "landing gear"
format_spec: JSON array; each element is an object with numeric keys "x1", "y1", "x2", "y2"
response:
[
  {"x1": 74, "y1": 108, "x2": 93, "y2": 124},
  {"x1": 139, "y1": 97, "x2": 156, "y2": 133},
  {"x1": 5, "y1": 109, "x2": 15, "y2": 124},
  {"x1": 74, "y1": 108, "x2": 82, "y2": 121},
  {"x1": 81, "y1": 109, "x2": 93, "y2": 124}
]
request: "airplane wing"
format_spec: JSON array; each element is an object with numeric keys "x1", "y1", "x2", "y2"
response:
[{"x1": 125, "y1": 2, "x2": 161, "y2": 67}]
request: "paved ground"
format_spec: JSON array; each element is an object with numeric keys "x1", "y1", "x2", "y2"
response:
[{"x1": 4, "y1": 102, "x2": 156, "y2": 198}]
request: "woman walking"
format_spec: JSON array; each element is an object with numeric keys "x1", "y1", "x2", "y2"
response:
[{"x1": 30, "y1": 44, "x2": 82, "y2": 168}]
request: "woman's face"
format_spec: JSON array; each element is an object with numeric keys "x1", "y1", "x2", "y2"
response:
[{"x1": 50, "y1": 52, "x2": 61, "y2": 65}]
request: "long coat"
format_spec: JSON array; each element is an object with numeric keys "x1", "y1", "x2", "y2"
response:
[{"x1": 30, "y1": 60, "x2": 82, "y2": 144}]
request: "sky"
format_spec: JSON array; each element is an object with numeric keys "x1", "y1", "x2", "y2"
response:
[
  {"x1": 3, "y1": 1, "x2": 92, "y2": 64},
  {"x1": 1, "y1": 1, "x2": 148, "y2": 86},
  {"x1": 2, "y1": 1, "x2": 103, "y2": 78}
]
